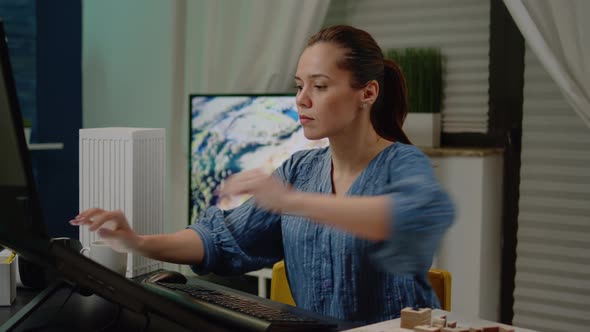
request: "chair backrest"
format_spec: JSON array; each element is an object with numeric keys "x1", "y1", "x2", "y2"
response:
[
  {"x1": 427, "y1": 268, "x2": 452, "y2": 311},
  {"x1": 270, "y1": 260, "x2": 295, "y2": 306},
  {"x1": 270, "y1": 260, "x2": 452, "y2": 311}
]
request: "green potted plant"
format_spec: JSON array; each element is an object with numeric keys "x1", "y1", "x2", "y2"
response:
[
  {"x1": 22, "y1": 117, "x2": 32, "y2": 145},
  {"x1": 385, "y1": 48, "x2": 443, "y2": 147}
]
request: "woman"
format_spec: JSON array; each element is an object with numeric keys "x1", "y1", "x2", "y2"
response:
[{"x1": 72, "y1": 25, "x2": 454, "y2": 324}]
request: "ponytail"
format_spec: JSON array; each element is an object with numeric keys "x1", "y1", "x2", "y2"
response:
[{"x1": 371, "y1": 59, "x2": 412, "y2": 144}]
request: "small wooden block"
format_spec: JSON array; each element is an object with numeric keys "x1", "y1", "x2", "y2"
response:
[
  {"x1": 447, "y1": 321, "x2": 457, "y2": 328},
  {"x1": 432, "y1": 317, "x2": 446, "y2": 327},
  {"x1": 401, "y1": 307, "x2": 432, "y2": 329}
]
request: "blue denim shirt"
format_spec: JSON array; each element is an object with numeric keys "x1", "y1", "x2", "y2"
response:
[{"x1": 188, "y1": 143, "x2": 455, "y2": 323}]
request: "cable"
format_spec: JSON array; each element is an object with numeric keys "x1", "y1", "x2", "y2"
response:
[{"x1": 22, "y1": 285, "x2": 78, "y2": 332}]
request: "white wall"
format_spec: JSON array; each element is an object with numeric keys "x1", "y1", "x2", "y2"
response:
[{"x1": 82, "y1": 0, "x2": 188, "y2": 243}]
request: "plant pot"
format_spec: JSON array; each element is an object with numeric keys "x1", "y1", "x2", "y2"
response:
[{"x1": 403, "y1": 113, "x2": 441, "y2": 148}]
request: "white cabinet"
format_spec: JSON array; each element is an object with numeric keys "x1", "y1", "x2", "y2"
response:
[{"x1": 428, "y1": 149, "x2": 504, "y2": 321}]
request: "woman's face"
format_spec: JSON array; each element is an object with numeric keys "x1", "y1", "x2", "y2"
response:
[{"x1": 294, "y1": 42, "x2": 364, "y2": 140}]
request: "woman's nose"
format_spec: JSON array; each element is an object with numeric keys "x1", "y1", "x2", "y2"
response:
[{"x1": 296, "y1": 88, "x2": 311, "y2": 109}]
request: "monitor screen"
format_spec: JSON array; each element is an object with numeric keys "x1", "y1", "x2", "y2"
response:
[
  {"x1": 188, "y1": 94, "x2": 328, "y2": 224},
  {"x1": 0, "y1": 20, "x2": 50, "y2": 261}
]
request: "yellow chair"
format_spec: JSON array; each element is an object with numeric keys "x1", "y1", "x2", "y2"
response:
[
  {"x1": 427, "y1": 268, "x2": 452, "y2": 311},
  {"x1": 270, "y1": 260, "x2": 451, "y2": 311},
  {"x1": 270, "y1": 260, "x2": 296, "y2": 306}
]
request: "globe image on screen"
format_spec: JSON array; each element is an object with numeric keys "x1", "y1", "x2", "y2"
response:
[{"x1": 189, "y1": 95, "x2": 327, "y2": 224}]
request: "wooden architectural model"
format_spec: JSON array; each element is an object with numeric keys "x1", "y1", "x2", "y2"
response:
[{"x1": 399, "y1": 308, "x2": 516, "y2": 332}]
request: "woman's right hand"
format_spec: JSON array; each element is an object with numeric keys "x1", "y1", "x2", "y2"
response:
[{"x1": 70, "y1": 208, "x2": 142, "y2": 253}]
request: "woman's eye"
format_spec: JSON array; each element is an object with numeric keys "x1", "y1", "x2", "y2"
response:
[
  {"x1": 294, "y1": 85, "x2": 303, "y2": 91},
  {"x1": 314, "y1": 85, "x2": 327, "y2": 90}
]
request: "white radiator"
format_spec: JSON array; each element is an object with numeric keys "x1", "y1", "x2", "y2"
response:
[{"x1": 79, "y1": 128, "x2": 165, "y2": 277}]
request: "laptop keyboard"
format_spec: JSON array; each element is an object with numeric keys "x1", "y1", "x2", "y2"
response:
[{"x1": 157, "y1": 282, "x2": 319, "y2": 323}]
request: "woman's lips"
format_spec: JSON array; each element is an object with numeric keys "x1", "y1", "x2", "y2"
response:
[{"x1": 299, "y1": 115, "x2": 314, "y2": 125}]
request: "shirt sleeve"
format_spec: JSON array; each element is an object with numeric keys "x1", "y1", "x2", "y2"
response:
[
  {"x1": 187, "y1": 198, "x2": 283, "y2": 276},
  {"x1": 187, "y1": 155, "x2": 296, "y2": 276},
  {"x1": 369, "y1": 146, "x2": 455, "y2": 276}
]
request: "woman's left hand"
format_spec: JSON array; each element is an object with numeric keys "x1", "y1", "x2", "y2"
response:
[{"x1": 220, "y1": 169, "x2": 292, "y2": 213}]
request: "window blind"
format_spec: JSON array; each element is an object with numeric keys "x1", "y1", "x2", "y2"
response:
[
  {"x1": 513, "y1": 46, "x2": 590, "y2": 332},
  {"x1": 324, "y1": 0, "x2": 490, "y2": 133}
]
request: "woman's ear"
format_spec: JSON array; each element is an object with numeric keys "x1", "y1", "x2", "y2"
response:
[{"x1": 361, "y1": 80, "x2": 379, "y2": 107}]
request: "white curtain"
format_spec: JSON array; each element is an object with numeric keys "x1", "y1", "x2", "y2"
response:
[
  {"x1": 184, "y1": 0, "x2": 331, "y2": 93},
  {"x1": 169, "y1": 0, "x2": 331, "y2": 242},
  {"x1": 504, "y1": 0, "x2": 590, "y2": 128}
]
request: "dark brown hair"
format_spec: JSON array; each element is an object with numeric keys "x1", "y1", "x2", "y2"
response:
[{"x1": 306, "y1": 25, "x2": 411, "y2": 144}]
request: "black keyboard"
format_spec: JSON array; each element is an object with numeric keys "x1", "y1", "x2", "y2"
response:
[
  {"x1": 159, "y1": 282, "x2": 318, "y2": 324},
  {"x1": 142, "y1": 279, "x2": 338, "y2": 331}
]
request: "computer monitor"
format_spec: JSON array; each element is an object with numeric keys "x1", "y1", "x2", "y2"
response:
[
  {"x1": 0, "y1": 19, "x2": 51, "y2": 266},
  {"x1": 188, "y1": 94, "x2": 328, "y2": 224},
  {"x1": 0, "y1": 20, "x2": 227, "y2": 330}
]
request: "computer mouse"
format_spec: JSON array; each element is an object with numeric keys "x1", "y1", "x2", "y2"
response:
[{"x1": 143, "y1": 270, "x2": 188, "y2": 284}]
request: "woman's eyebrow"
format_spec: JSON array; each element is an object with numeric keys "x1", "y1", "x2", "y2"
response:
[{"x1": 294, "y1": 74, "x2": 331, "y2": 80}]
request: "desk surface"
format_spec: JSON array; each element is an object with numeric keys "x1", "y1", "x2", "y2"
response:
[
  {"x1": 343, "y1": 309, "x2": 538, "y2": 332},
  {"x1": 0, "y1": 287, "x2": 38, "y2": 325}
]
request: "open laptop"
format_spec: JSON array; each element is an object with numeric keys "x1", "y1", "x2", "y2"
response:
[{"x1": 0, "y1": 20, "x2": 343, "y2": 331}]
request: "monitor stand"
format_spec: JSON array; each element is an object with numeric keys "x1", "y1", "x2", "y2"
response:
[{"x1": 0, "y1": 280, "x2": 194, "y2": 332}]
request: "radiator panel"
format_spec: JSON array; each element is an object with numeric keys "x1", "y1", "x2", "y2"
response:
[{"x1": 79, "y1": 128, "x2": 165, "y2": 277}]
